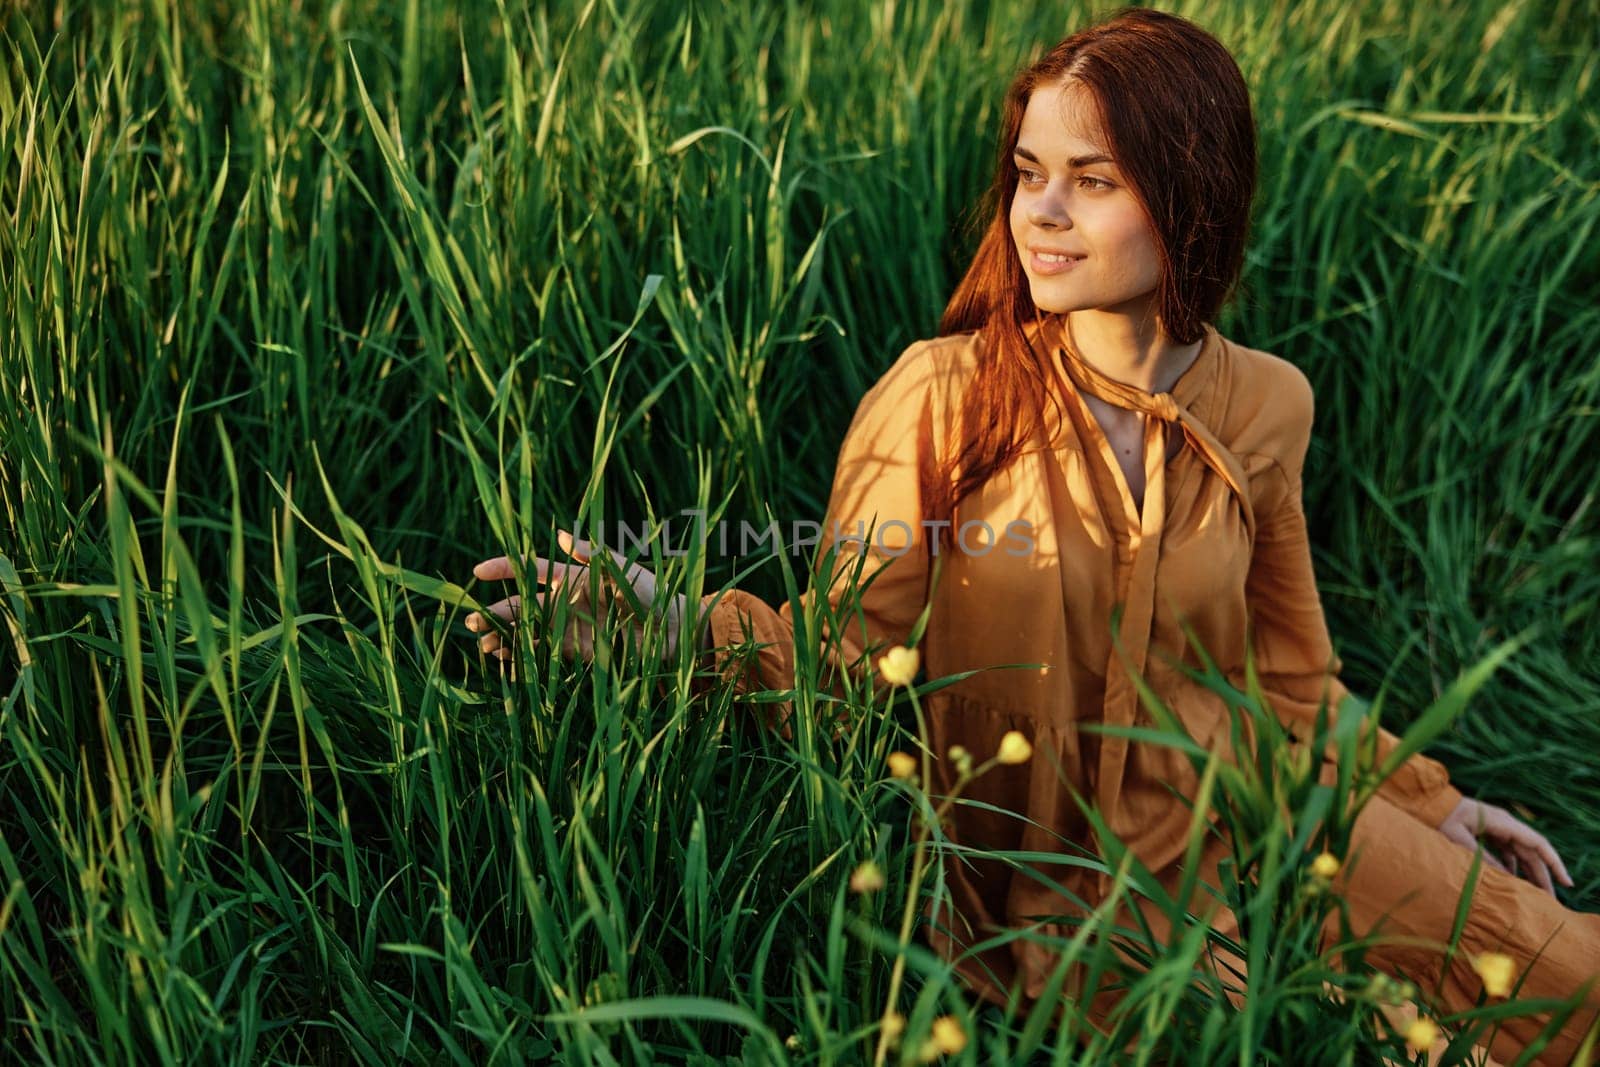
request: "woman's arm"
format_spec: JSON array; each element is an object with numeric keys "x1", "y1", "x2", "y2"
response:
[
  {"x1": 691, "y1": 341, "x2": 953, "y2": 740},
  {"x1": 1243, "y1": 372, "x2": 1464, "y2": 829},
  {"x1": 1244, "y1": 412, "x2": 1573, "y2": 892}
]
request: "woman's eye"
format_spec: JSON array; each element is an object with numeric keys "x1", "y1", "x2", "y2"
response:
[
  {"x1": 1017, "y1": 168, "x2": 1043, "y2": 185},
  {"x1": 1078, "y1": 175, "x2": 1113, "y2": 191}
]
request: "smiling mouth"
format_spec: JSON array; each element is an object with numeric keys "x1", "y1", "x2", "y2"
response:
[{"x1": 1029, "y1": 250, "x2": 1084, "y2": 275}]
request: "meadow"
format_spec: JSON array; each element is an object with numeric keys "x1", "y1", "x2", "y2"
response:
[{"x1": 2, "y1": 0, "x2": 1598, "y2": 1062}]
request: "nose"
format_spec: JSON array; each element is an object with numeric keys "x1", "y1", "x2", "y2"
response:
[{"x1": 1027, "y1": 184, "x2": 1072, "y2": 230}]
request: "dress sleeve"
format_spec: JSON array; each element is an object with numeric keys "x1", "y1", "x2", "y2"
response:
[
  {"x1": 1244, "y1": 372, "x2": 1464, "y2": 830},
  {"x1": 690, "y1": 344, "x2": 943, "y2": 741}
]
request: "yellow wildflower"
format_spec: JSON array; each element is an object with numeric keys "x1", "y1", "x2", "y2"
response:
[
  {"x1": 849, "y1": 861, "x2": 885, "y2": 894},
  {"x1": 1404, "y1": 1016, "x2": 1440, "y2": 1051},
  {"x1": 1310, "y1": 852, "x2": 1341, "y2": 879},
  {"x1": 930, "y1": 1015, "x2": 967, "y2": 1054},
  {"x1": 881, "y1": 1011, "x2": 906, "y2": 1042},
  {"x1": 1473, "y1": 951, "x2": 1516, "y2": 997},
  {"x1": 879, "y1": 646, "x2": 919, "y2": 687},
  {"x1": 886, "y1": 751, "x2": 918, "y2": 779},
  {"x1": 996, "y1": 730, "x2": 1033, "y2": 765},
  {"x1": 946, "y1": 744, "x2": 973, "y2": 776}
]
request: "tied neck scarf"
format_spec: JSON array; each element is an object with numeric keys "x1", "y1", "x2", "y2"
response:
[{"x1": 1034, "y1": 316, "x2": 1257, "y2": 863}]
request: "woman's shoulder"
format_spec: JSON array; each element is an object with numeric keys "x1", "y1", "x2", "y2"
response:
[
  {"x1": 849, "y1": 332, "x2": 980, "y2": 428},
  {"x1": 866, "y1": 331, "x2": 982, "y2": 399},
  {"x1": 1211, "y1": 330, "x2": 1319, "y2": 468},
  {"x1": 830, "y1": 332, "x2": 982, "y2": 469}
]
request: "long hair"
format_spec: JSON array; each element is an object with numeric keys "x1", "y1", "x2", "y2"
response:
[{"x1": 924, "y1": 7, "x2": 1258, "y2": 545}]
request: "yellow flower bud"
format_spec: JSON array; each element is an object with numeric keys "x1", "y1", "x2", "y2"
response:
[
  {"x1": 879, "y1": 646, "x2": 919, "y2": 687},
  {"x1": 996, "y1": 730, "x2": 1032, "y2": 765},
  {"x1": 1404, "y1": 1016, "x2": 1440, "y2": 1051},
  {"x1": 887, "y1": 751, "x2": 918, "y2": 779},
  {"x1": 945, "y1": 744, "x2": 973, "y2": 777},
  {"x1": 881, "y1": 1011, "x2": 906, "y2": 1042},
  {"x1": 930, "y1": 1015, "x2": 967, "y2": 1054},
  {"x1": 849, "y1": 861, "x2": 885, "y2": 894},
  {"x1": 1310, "y1": 852, "x2": 1341, "y2": 879},
  {"x1": 1473, "y1": 951, "x2": 1516, "y2": 998}
]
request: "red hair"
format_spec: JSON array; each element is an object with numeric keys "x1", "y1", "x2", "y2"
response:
[{"x1": 924, "y1": 7, "x2": 1258, "y2": 546}]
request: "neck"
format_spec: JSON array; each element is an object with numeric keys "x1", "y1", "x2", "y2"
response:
[{"x1": 1045, "y1": 307, "x2": 1203, "y2": 395}]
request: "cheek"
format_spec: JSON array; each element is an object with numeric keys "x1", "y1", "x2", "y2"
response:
[{"x1": 1107, "y1": 215, "x2": 1161, "y2": 279}]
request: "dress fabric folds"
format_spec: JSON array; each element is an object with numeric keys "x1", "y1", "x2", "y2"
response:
[{"x1": 695, "y1": 320, "x2": 1600, "y2": 1064}]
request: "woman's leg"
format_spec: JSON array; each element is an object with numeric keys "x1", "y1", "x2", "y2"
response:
[
  {"x1": 1335, "y1": 790, "x2": 1600, "y2": 1065},
  {"x1": 995, "y1": 793, "x2": 1598, "y2": 1063}
]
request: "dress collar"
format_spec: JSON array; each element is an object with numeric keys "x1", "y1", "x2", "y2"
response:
[
  {"x1": 1021, "y1": 312, "x2": 1249, "y2": 540},
  {"x1": 1024, "y1": 312, "x2": 1221, "y2": 423}
]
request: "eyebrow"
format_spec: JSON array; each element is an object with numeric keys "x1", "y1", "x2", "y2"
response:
[{"x1": 1014, "y1": 145, "x2": 1115, "y2": 168}]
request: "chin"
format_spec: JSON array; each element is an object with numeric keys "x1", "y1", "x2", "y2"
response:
[{"x1": 1027, "y1": 286, "x2": 1087, "y2": 315}]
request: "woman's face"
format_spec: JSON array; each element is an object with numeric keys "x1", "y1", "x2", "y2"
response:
[{"x1": 1008, "y1": 80, "x2": 1162, "y2": 319}]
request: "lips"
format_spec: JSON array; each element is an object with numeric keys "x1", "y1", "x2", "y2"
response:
[{"x1": 1028, "y1": 248, "x2": 1085, "y2": 276}]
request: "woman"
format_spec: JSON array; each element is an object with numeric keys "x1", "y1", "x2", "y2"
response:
[{"x1": 465, "y1": 8, "x2": 1600, "y2": 1061}]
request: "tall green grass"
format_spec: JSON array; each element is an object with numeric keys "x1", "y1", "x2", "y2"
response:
[{"x1": 1, "y1": 0, "x2": 1596, "y2": 1062}]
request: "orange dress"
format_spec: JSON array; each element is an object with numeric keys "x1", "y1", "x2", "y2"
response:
[{"x1": 696, "y1": 318, "x2": 1600, "y2": 1063}]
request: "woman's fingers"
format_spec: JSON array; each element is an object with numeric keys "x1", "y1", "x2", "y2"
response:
[
  {"x1": 463, "y1": 582, "x2": 607, "y2": 660},
  {"x1": 1439, "y1": 800, "x2": 1573, "y2": 896},
  {"x1": 560, "y1": 529, "x2": 658, "y2": 603},
  {"x1": 473, "y1": 553, "x2": 581, "y2": 587},
  {"x1": 466, "y1": 553, "x2": 588, "y2": 629},
  {"x1": 466, "y1": 595, "x2": 521, "y2": 652},
  {"x1": 465, "y1": 531, "x2": 655, "y2": 668},
  {"x1": 1504, "y1": 831, "x2": 1563, "y2": 894},
  {"x1": 531, "y1": 554, "x2": 590, "y2": 592},
  {"x1": 1552, "y1": 847, "x2": 1574, "y2": 888},
  {"x1": 475, "y1": 530, "x2": 655, "y2": 595},
  {"x1": 1503, "y1": 839, "x2": 1552, "y2": 894},
  {"x1": 473, "y1": 555, "x2": 517, "y2": 582},
  {"x1": 1523, "y1": 829, "x2": 1573, "y2": 888},
  {"x1": 465, "y1": 593, "x2": 520, "y2": 634},
  {"x1": 1485, "y1": 809, "x2": 1571, "y2": 894},
  {"x1": 1522, "y1": 845, "x2": 1557, "y2": 895},
  {"x1": 466, "y1": 555, "x2": 524, "y2": 636},
  {"x1": 559, "y1": 531, "x2": 627, "y2": 593}
]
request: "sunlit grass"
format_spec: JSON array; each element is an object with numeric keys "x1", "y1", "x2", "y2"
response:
[{"x1": 1, "y1": 0, "x2": 1597, "y2": 1061}]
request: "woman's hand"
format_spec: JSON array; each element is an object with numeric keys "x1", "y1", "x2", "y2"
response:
[
  {"x1": 1437, "y1": 797, "x2": 1573, "y2": 895},
  {"x1": 464, "y1": 529, "x2": 693, "y2": 663}
]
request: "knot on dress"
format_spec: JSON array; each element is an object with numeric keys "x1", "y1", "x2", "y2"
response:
[{"x1": 1051, "y1": 326, "x2": 1253, "y2": 543}]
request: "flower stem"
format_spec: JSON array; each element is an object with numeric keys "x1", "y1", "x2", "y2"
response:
[{"x1": 871, "y1": 686, "x2": 973, "y2": 1067}]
